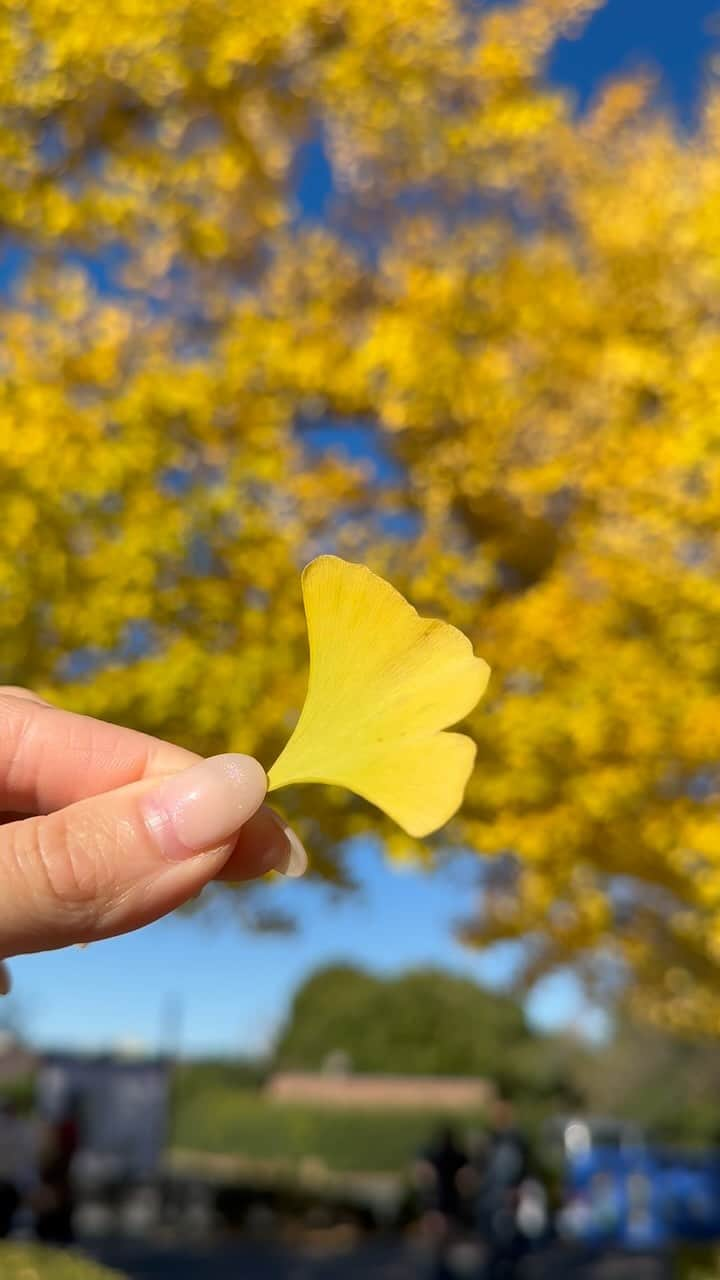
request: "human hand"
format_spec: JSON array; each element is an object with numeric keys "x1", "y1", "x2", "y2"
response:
[{"x1": 0, "y1": 689, "x2": 306, "y2": 994}]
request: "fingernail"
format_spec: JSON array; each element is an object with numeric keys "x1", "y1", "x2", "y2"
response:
[
  {"x1": 0, "y1": 962, "x2": 11, "y2": 997},
  {"x1": 265, "y1": 810, "x2": 309, "y2": 878},
  {"x1": 144, "y1": 754, "x2": 267, "y2": 860}
]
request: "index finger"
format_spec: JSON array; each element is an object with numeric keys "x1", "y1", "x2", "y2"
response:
[{"x1": 0, "y1": 690, "x2": 201, "y2": 815}]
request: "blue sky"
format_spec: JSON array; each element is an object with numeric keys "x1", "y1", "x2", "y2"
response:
[
  {"x1": 550, "y1": 0, "x2": 717, "y2": 124},
  {"x1": 5, "y1": 0, "x2": 718, "y2": 1057},
  {"x1": 8, "y1": 845, "x2": 606, "y2": 1057}
]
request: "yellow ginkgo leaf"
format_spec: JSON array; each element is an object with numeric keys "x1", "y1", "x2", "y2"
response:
[{"x1": 268, "y1": 556, "x2": 490, "y2": 837}]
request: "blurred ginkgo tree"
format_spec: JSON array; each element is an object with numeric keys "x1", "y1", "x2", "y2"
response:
[{"x1": 3, "y1": 0, "x2": 720, "y2": 1030}]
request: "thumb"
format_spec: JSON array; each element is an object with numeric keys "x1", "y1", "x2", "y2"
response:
[{"x1": 0, "y1": 754, "x2": 268, "y2": 959}]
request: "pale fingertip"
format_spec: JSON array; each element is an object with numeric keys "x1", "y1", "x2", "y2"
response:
[{"x1": 143, "y1": 754, "x2": 268, "y2": 860}]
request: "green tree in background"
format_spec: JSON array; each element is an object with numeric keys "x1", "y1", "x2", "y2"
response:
[{"x1": 274, "y1": 964, "x2": 580, "y2": 1104}]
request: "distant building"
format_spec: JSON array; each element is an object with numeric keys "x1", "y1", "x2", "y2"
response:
[
  {"x1": 37, "y1": 1052, "x2": 171, "y2": 1179},
  {"x1": 266, "y1": 1070, "x2": 494, "y2": 1110}
]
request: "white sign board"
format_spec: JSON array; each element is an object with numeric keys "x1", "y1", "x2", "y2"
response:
[{"x1": 37, "y1": 1056, "x2": 170, "y2": 1180}]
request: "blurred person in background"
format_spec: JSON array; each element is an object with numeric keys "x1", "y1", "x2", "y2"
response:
[
  {"x1": 33, "y1": 1093, "x2": 82, "y2": 1244},
  {"x1": 413, "y1": 1124, "x2": 470, "y2": 1279},
  {"x1": 476, "y1": 1099, "x2": 531, "y2": 1279},
  {"x1": 0, "y1": 1096, "x2": 39, "y2": 1238},
  {"x1": 0, "y1": 1099, "x2": 22, "y2": 1237}
]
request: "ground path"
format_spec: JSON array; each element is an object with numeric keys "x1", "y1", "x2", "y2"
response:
[{"x1": 89, "y1": 1236, "x2": 674, "y2": 1280}]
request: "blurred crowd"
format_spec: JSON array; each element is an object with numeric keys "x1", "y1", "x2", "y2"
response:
[{"x1": 414, "y1": 1100, "x2": 550, "y2": 1279}]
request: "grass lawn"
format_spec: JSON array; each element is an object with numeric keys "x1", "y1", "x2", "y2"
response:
[
  {"x1": 0, "y1": 1244, "x2": 126, "y2": 1278},
  {"x1": 676, "y1": 1247, "x2": 720, "y2": 1279}
]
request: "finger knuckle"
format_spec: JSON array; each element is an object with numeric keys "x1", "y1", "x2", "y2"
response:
[
  {"x1": 0, "y1": 699, "x2": 40, "y2": 800},
  {"x1": 26, "y1": 810, "x2": 106, "y2": 926}
]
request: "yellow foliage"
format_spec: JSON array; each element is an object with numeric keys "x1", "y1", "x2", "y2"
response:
[{"x1": 1, "y1": 0, "x2": 720, "y2": 1027}]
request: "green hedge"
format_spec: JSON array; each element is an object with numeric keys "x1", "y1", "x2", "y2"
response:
[
  {"x1": 171, "y1": 1080, "x2": 484, "y2": 1174},
  {"x1": 0, "y1": 1245, "x2": 125, "y2": 1279},
  {"x1": 0, "y1": 1073, "x2": 36, "y2": 1114}
]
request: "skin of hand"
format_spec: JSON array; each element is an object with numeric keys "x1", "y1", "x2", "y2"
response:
[{"x1": 0, "y1": 688, "x2": 307, "y2": 995}]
